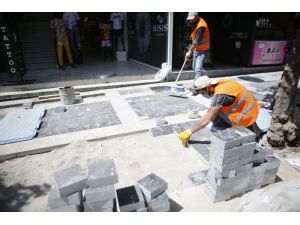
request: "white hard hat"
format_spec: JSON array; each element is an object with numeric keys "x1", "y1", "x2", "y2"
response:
[
  {"x1": 187, "y1": 12, "x2": 198, "y2": 21},
  {"x1": 194, "y1": 76, "x2": 219, "y2": 90}
]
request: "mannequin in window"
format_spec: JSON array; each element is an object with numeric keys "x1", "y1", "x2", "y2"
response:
[{"x1": 110, "y1": 12, "x2": 125, "y2": 52}]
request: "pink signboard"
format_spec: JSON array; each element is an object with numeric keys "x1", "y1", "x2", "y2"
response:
[{"x1": 251, "y1": 40, "x2": 287, "y2": 65}]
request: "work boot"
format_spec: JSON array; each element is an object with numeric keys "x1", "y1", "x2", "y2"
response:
[
  {"x1": 58, "y1": 65, "x2": 65, "y2": 70},
  {"x1": 70, "y1": 64, "x2": 77, "y2": 69}
]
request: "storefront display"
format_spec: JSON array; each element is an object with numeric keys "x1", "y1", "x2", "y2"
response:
[{"x1": 251, "y1": 40, "x2": 287, "y2": 65}]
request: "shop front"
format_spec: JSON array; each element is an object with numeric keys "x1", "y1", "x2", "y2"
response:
[
  {"x1": 171, "y1": 12, "x2": 290, "y2": 71},
  {"x1": 127, "y1": 12, "x2": 168, "y2": 68}
]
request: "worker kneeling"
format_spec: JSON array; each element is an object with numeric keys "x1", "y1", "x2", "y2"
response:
[{"x1": 178, "y1": 76, "x2": 261, "y2": 146}]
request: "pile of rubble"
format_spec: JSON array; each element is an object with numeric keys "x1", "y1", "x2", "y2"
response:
[{"x1": 204, "y1": 126, "x2": 281, "y2": 202}]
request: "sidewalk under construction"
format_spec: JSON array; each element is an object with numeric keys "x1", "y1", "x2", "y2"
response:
[{"x1": 0, "y1": 71, "x2": 299, "y2": 211}]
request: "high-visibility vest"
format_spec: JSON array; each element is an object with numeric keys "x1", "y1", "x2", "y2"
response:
[
  {"x1": 214, "y1": 80, "x2": 260, "y2": 127},
  {"x1": 191, "y1": 17, "x2": 210, "y2": 51}
]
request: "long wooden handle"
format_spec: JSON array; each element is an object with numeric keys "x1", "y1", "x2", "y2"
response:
[{"x1": 175, "y1": 58, "x2": 188, "y2": 84}]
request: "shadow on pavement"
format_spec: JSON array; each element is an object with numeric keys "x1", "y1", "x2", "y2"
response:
[
  {"x1": 169, "y1": 198, "x2": 183, "y2": 212},
  {"x1": 0, "y1": 176, "x2": 50, "y2": 212}
]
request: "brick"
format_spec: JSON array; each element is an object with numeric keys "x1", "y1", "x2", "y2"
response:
[
  {"x1": 149, "y1": 127, "x2": 163, "y2": 137},
  {"x1": 117, "y1": 185, "x2": 145, "y2": 212},
  {"x1": 137, "y1": 173, "x2": 168, "y2": 200},
  {"x1": 148, "y1": 201, "x2": 170, "y2": 212},
  {"x1": 210, "y1": 128, "x2": 241, "y2": 150},
  {"x1": 87, "y1": 159, "x2": 118, "y2": 189},
  {"x1": 48, "y1": 185, "x2": 82, "y2": 209},
  {"x1": 83, "y1": 201, "x2": 113, "y2": 212},
  {"x1": 231, "y1": 126, "x2": 256, "y2": 144},
  {"x1": 263, "y1": 155, "x2": 281, "y2": 170},
  {"x1": 85, "y1": 185, "x2": 115, "y2": 202},
  {"x1": 146, "y1": 191, "x2": 168, "y2": 205},
  {"x1": 236, "y1": 163, "x2": 253, "y2": 175},
  {"x1": 161, "y1": 125, "x2": 174, "y2": 135},
  {"x1": 187, "y1": 170, "x2": 208, "y2": 186},
  {"x1": 49, "y1": 204, "x2": 81, "y2": 212},
  {"x1": 88, "y1": 199, "x2": 114, "y2": 209},
  {"x1": 245, "y1": 184, "x2": 262, "y2": 192},
  {"x1": 262, "y1": 175, "x2": 277, "y2": 186},
  {"x1": 136, "y1": 207, "x2": 148, "y2": 212},
  {"x1": 203, "y1": 182, "x2": 231, "y2": 203},
  {"x1": 248, "y1": 163, "x2": 266, "y2": 186},
  {"x1": 212, "y1": 161, "x2": 238, "y2": 178},
  {"x1": 209, "y1": 147, "x2": 240, "y2": 166},
  {"x1": 253, "y1": 145, "x2": 268, "y2": 164},
  {"x1": 54, "y1": 164, "x2": 87, "y2": 196}
]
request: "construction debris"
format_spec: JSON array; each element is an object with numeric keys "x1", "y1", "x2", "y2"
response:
[{"x1": 204, "y1": 126, "x2": 281, "y2": 203}]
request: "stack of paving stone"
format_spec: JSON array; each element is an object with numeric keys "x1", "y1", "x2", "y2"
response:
[
  {"x1": 83, "y1": 159, "x2": 119, "y2": 212},
  {"x1": 48, "y1": 164, "x2": 87, "y2": 212},
  {"x1": 116, "y1": 185, "x2": 147, "y2": 212},
  {"x1": 137, "y1": 173, "x2": 170, "y2": 212},
  {"x1": 204, "y1": 126, "x2": 281, "y2": 203}
]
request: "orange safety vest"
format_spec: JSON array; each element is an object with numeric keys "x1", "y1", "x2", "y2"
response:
[
  {"x1": 190, "y1": 17, "x2": 210, "y2": 51},
  {"x1": 214, "y1": 80, "x2": 260, "y2": 127}
]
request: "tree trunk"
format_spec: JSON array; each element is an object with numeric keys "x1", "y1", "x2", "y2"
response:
[{"x1": 267, "y1": 30, "x2": 300, "y2": 148}]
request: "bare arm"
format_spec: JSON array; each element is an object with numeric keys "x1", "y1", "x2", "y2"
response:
[{"x1": 189, "y1": 106, "x2": 219, "y2": 133}]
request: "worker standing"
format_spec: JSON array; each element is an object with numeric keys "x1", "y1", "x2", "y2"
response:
[
  {"x1": 185, "y1": 12, "x2": 210, "y2": 82},
  {"x1": 178, "y1": 76, "x2": 261, "y2": 146}
]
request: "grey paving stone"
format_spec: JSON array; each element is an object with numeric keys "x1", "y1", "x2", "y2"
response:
[
  {"x1": 145, "y1": 191, "x2": 168, "y2": 204},
  {"x1": 136, "y1": 207, "x2": 148, "y2": 212},
  {"x1": 187, "y1": 170, "x2": 208, "y2": 186},
  {"x1": 88, "y1": 199, "x2": 114, "y2": 209},
  {"x1": 87, "y1": 159, "x2": 118, "y2": 189},
  {"x1": 236, "y1": 163, "x2": 253, "y2": 175},
  {"x1": 148, "y1": 200, "x2": 170, "y2": 212},
  {"x1": 149, "y1": 127, "x2": 163, "y2": 137},
  {"x1": 210, "y1": 128, "x2": 241, "y2": 150},
  {"x1": 211, "y1": 161, "x2": 239, "y2": 178},
  {"x1": 160, "y1": 125, "x2": 173, "y2": 135},
  {"x1": 248, "y1": 163, "x2": 266, "y2": 186},
  {"x1": 126, "y1": 93, "x2": 206, "y2": 119},
  {"x1": 85, "y1": 185, "x2": 115, "y2": 203},
  {"x1": 203, "y1": 182, "x2": 231, "y2": 203},
  {"x1": 49, "y1": 204, "x2": 81, "y2": 212},
  {"x1": 83, "y1": 201, "x2": 114, "y2": 212},
  {"x1": 137, "y1": 173, "x2": 168, "y2": 200},
  {"x1": 54, "y1": 164, "x2": 87, "y2": 196},
  {"x1": 209, "y1": 146, "x2": 241, "y2": 166},
  {"x1": 231, "y1": 126, "x2": 256, "y2": 144},
  {"x1": 38, "y1": 102, "x2": 121, "y2": 137},
  {"x1": 253, "y1": 146, "x2": 268, "y2": 164},
  {"x1": 263, "y1": 155, "x2": 281, "y2": 170},
  {"x1": 48, "y1": 185, "x2": 82, "y2": 209},
  {"x1": 116, "y1": 185, "x2": 145, "y2": 212}
]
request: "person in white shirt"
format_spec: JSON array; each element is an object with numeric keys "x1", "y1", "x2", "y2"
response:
[
  {"x1": 110, "y1": 12, "x2": 125, "y2": 51},
  {"x1": 63, "y1": 12, "x2": 81, "y2": 50}
]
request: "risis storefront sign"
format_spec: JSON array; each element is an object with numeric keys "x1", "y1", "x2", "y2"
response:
[
  {"x1": 0, "y1": 25, "x2": 25, "y2": 77},
  {"x1": 251, "y1": 40, "x2": 287, "y2": 65}
]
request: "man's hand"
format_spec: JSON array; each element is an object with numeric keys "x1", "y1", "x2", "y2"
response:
[
  {"x1": 185, "y1": 50, "x2": 192, "y2": 60},
  {"x1": 178, "y1": 129, "x2": 192, "y2": 147}
]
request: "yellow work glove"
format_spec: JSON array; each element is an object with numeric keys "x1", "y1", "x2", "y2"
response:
[
  {"x1": 178, "y1": 129, "x2": 192, "y2": 147},
  {"x1": 185, "y1": 50, "x2": 192, "y2": 60}
]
